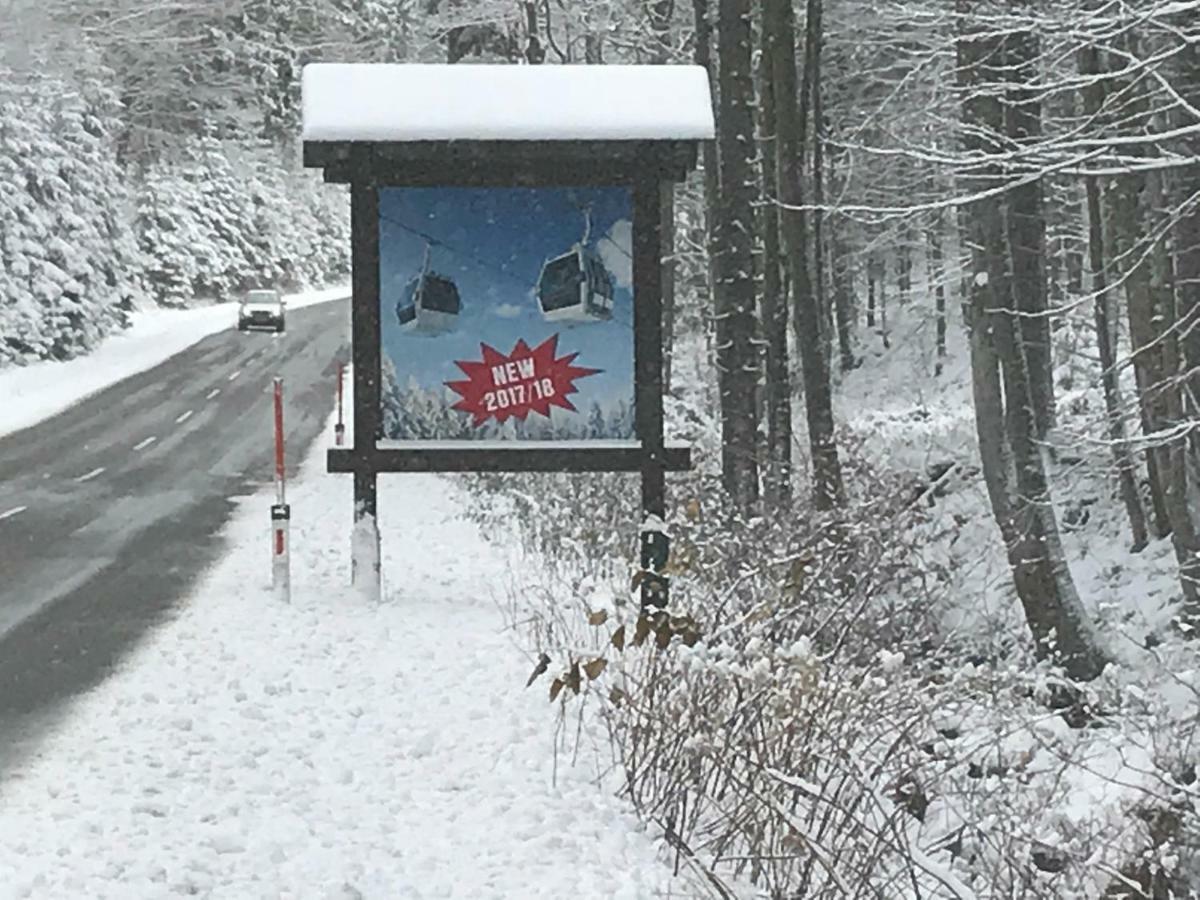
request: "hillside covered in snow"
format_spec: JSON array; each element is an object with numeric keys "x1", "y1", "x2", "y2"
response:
[{"x1": 0, "y1": 11, "x2": 354, "y2": 368}]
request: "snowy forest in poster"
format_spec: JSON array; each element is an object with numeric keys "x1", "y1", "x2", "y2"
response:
[{"x1": 378, "y1": 186, "x2": 636, "y2": 442}]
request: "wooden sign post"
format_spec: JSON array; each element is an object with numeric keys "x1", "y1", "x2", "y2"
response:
[{"x1": 301, "y1": 64, "x2": 714, "y2": 605}]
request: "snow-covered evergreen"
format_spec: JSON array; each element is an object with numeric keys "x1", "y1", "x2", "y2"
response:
[
  {"x1": 135, "y1": 139, "x2": 348, "y2": 307},
  {"x1": 0, "y1": 71, "x2": 145, "y2": 365},
  {"x1": 0, "y1": 70, "x2": 349, "y2": 366}
]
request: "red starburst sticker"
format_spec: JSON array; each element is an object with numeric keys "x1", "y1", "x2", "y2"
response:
[{"x1": 446, "y1": 335, "x2": 601, "y2": 426}]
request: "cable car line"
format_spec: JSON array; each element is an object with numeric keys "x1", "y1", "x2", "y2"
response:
[
  {"x1": 597, "y1": 233, "x2": 633, "y2": 261},
  {"x1": 379, "y1": 213, "x2": 531, "y2": 291}
]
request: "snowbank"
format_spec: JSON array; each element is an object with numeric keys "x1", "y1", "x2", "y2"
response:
[
  {"x1": 0, "y1": 285, "x2": 348, "y2": 441},
  {"x1": 0, "y1": 407, "x2": 677, "y2": 899}
]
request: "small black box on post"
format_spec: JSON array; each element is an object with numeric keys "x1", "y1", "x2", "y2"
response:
[{"x1": 300, "y1": 63, "x2": 714, "y2": 605}]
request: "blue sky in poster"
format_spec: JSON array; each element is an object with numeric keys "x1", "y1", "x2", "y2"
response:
[{"x1": 378, "y1": 186, "x2": 635, "y2": 429}]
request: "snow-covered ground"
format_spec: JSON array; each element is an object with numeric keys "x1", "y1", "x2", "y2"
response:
[
  {"x1": 0, "y1": 403, "x2": 679, "y2": 899},
  {"x1": 838, "y1": 296, "x2": 1187, "y2": 649},
  {"x1": 0, "y1": 285, "x2": 348, "y2": 441},
  {"x1": 832, "y1": 297, "x2": 1199, "y2": 894}
]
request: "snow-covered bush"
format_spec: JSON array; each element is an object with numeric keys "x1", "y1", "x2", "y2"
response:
[{"x1": 468, "y1": 448, "x2": 1200, "y2": 898}]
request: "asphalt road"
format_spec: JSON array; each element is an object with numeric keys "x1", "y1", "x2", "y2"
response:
[{"x1": 0, "y1": 298, "x2": 348, "y2": 769}]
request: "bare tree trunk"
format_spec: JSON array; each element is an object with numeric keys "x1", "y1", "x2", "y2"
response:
[
  {"x1": 1110, "y1": 180, "x2": 1175, "y2": 547},
  {"x1": 1107, "y1": 175, "x2": 1171, "y2": 540},
  {"x1": 713, "y1": 0, "x2": 760, "y2": 512},
  {"x1": 928, "y1": 207, "x2": 948, "y2": 376},
  {"x1": 958, "y1": 0, "x2": 1109, "y2": 684},
  {"x1": 1077, "y1": 45, "x2": 1150, "y2": 554},
  {"x1": 812, "y1": 26, "x2": 834, "y2": 369},
  {"x1": 826, "y1": 146, "x2": 857, "y2": 372},
  {"x1": 692, "y1": 0, "x2": 720, "y2": 371},
  {"x1": 1175, "y1": 31, "x2": 1200, "y2": 630},
  {"x1": 758, "y1": 6, "x2": 792, "y2": 508},
  {"x1": 1102, "y1": 30, "x2": 1178, "y2": 546},
  {"x1": 896, "y1": 226, "x2": 912, "y2": 307},
  {"x1": 1065, "y1": 188, "x2": 1086, "y2": 297},
  {"x1": 1149, "y1": 165, "x2": 1200, "y2": 613},
  {"x1": 830, "y1": 210, "x2": 857, "y2": 371},
  {"x1": 956, "y1": 203, "x2": 972, "y2": 327},
  {"x1": 879, "y1": 258, "x2": 890, "y2": 349},
  {"x1": 768, "y1": 0, "x2": 844, "y2": 509},
  {"x1": 866, "y1": 251, "x2": 877, "y2": 329},
  {"x1": 1090, "y1": 185, "x2": 1149, "y2": 551},
  {"x1": 1005, "y1": 25, "x2": 1056, "y2": 441},
  {"x1": 1047, "y1": 216, "x2": 1064, "y2": 314}
]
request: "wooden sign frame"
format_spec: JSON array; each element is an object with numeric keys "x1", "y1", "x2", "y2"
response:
[{"x1": 304, "y1": 136, "x2": 701, "y2": 605}]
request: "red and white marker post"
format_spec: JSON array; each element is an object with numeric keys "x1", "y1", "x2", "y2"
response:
[
  {"x1": 334, "y1": 361, "x2": 346, "y2": 447},
  {"x1": 271, "y1": 377, "x2": 291, "y2": 602}
]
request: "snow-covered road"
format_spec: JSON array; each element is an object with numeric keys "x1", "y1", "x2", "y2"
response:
[
  {"x1": 0, "y1": 413, "x2": 679, "y2": 898},
  {"x1": 0, "y1": 296, "x2": 348, "y2": 761},
  {"x1": 0, "y1": 287, "x2": 348, "y2": 443}
]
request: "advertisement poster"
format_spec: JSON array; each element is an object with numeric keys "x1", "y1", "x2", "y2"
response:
[{"x1": 378, "y1": 186, "x2": 635, "y2": 443}]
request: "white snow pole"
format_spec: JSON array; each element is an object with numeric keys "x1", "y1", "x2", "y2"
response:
[
  {"x1": 334, "y1": 361, "x2": 346, "y2": 447},
  {"x1": 271, "y1": 377, "x2": 291, "y2": 603},
  {"x1": 352, "y1": 504, "x2": 381, "y2": 604}
]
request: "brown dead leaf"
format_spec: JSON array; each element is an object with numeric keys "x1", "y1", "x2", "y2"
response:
[
  {"x1": 632, "y1": 615, "x2": 652, "y2": 647},
  {"x1": 583, "y1": 657, "x2": 608, "y2": 680},
  {"x1": 587, "y1": 609, "x2": 609, "y2": 626},
  {"x1": 549, "y1": 678, "x2": 565, "y2": 702},
  {"x1": 654, "y1": 625, "x2": 673, "y2": 650},
  {"x1": 609, "y1": 686, "x2": 627, "y2": 706},
  {"x1": 611, "y1": 625, "x2": 626, "y2": 651},
  {"x1": 565, "y1": 661, "x2": 582, "y2": 695}
]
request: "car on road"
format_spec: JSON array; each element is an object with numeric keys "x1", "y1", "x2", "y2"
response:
[{"x1": 238, "y1": 289, "x2": 286, "y2": 333}]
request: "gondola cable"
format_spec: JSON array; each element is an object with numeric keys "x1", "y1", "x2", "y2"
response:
[
  {"x1": 380, "y1": 212, "x2": 532, "y2": 292},
  {"x1": 597, "y1": 233, "x2": 633, "y2": 261}
]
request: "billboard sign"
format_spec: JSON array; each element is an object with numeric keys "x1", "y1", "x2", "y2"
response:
[{"x1": 378, "y1": 186, "x2": 635, "y2": 443}]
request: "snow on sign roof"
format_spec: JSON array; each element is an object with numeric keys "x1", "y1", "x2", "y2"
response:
[{"x1": 301, "y1": 63, "x2": 716, "y2": 143}]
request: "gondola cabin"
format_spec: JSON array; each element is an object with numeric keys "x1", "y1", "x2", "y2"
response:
[
  {"x1": 397, "y1": 246, "x2": 462, "y2": 334},
  {"x1": 396, "y1": 271, "x2": 461, "y2": 334},
  {"x1": 537, "y1": 246, "x2": 614, "y2": 323}
]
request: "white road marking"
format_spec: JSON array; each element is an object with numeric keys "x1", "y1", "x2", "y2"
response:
[
  {"x1": 206, "y1": 388, "x2": 221, "y2": 400},
  {"x1": 0, "y1": 506, "x2": 27, "y2": 522},
  {"x1": 76, "y1": 467, "x2": 105, "y2": 483},
  {"x1": 175, "y1": 410, "x2": 194, "y2": 424},
  {"x1": 228, "y1": 370, "x2": 241, "y2": 382},
  {"x1": 133, "y1": 436, "x2": 157, "y2": 451}
]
